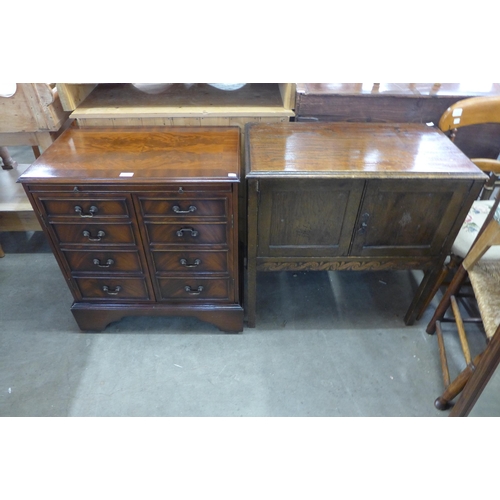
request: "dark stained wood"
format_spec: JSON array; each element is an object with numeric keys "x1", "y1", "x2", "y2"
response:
[
  {"x1": 62, "y1": 249, "x2": 144, "y2": 273},
  {"x1": 246, "y1": 122, "x2": 483, "y2": 178},
  {"x1": 256, "y1": 179, "x2": 364, "y2": 257},
  {"x1": 19, "y1": 127, "x2": 243, "y2": 332},
  {"x1": 245, "y1": 122, "x2": 487, "y2": 328},
  {"x1": 152, "y1": 250, "x2": 228, "y2": 273},
  {"x1": 295, "y1": 84, "x2": 500, "y2": 160}
]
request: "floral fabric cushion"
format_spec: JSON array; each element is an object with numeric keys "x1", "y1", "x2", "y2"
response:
[{"x1": 451, "y1": 200, "x2": 500, "y2": 260}]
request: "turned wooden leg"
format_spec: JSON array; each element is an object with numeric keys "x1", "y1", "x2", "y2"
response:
[
  {"x1": 0, "y1": 147, "x2": 17, "y2": 170},
  {"x1": 449, "y1": 326, "x2": 500, "y2": 416},
  {"x1": 246, "y1": 179, "x2": 259, "y2": 328},
  {"x1": 426, "y1": 266, "x2": 468, "y2": 334},
  {"x1": 435, "y1": 353, "x2": 482, "y2": 410},
  {"x1": 0, "y1": 244, "x2": 5, "y2": 258}
]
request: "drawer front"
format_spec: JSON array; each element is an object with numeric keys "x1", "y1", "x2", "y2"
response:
[
  {"x1": 51, "y1": 222, "x2": 136, "y2": 245},
  {"x1": 145, "y1": 223, "x2": 227, "y2": 245},
  {"x1": 152, "y1": 250, "x2": 228, "y2": 273},
  {"x1": 62, "y1": 249, "x2": 143, "y2": 273},
  {"x1": 39, "y1": 198, "x2": 130, "y2": 219},
  {"x1": 139, "y1": 198, "x2": 227, "y2": 218},
  {"x1": 75, "y1": 277, "x2": 151, "y2": 300},
  {"x1": 157, "y1": 278, "x2": 230, "y2": 301}
]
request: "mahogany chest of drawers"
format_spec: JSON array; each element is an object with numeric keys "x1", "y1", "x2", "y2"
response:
[{"x1": 19, "y1": 127, "x2": 244, "y2": 332}]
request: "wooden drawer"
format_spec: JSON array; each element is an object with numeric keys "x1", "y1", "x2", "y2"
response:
[
  {"x1": 152, "y1": 250, "x2": 228, "y2": 273},
  {"x1": 139, "y1": 197, "x2": 227, "y2": 218},
  {"x1": 51, "y1": 222, "x2": 137, "y2": 245},
  {"x1": 62, "y1": 249, "x2": 144, "y2": 273},
  {"x1": 157, "y1": 277, "x2": 230, "y2": 301},
  {"x1": 75, "y1": 277, "x2": 151, "y2": 300},
  {"x1": 145, "y1": 222, "x2": 227, "y2": 245},
  {"x1": 38, "y1": 197, "x2": 131, "y2": 219}
]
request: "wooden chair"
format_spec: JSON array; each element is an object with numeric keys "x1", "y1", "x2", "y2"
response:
[
  {"x1": 426, "y1": 203, "x2": 500, "y2": 415},
  {"x1": 416, "y1": 96, "x2": 500, "y2": 320}
]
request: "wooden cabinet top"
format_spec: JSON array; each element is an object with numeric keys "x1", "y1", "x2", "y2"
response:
[
  {"x1": 18, "y1": 127, "x2": 241, "y2": 184},
  {"x1": 245, "y1": 122, "x2": 486, "y2": 180}
]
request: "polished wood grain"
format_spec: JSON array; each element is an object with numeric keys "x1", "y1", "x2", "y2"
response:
[
  {"x1": 152, "y1": 250, "x2": 228, "y2": 273},
  {"x1": 246, "y1": 123, "x2": 483, "y2": 178},
  {"x1": 144, "y1": 222, "x2": 227, "y2": 245},
  {"x1": 18, "y1": 127, "x2": 241, "y2": 184},
  {"x1": 294, "y1": 84, "x2": 500, "y2": 160},
  {"x1": 62, "y1": 249, "x2": 143, "y2": 273},
  {"x1": 19, "y1": 127, "x2": 243, "y2": 332},
  {"x1": 245, "y1": 122, "x2": 486, "y2": 327},
  {"x1": 75, "y1": 277, "x2": 150, "y2": 300}
]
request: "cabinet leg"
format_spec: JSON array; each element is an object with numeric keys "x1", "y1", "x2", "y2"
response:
[
  {"x1": 246, "y1": 266, "x2": 257, "y2": 328},
  {"x1": 404, "y1": 267, "x2": 442, "y2": 325},
  {"x1": 71, "y1": 307, "x2": 125, "y2": 332}
]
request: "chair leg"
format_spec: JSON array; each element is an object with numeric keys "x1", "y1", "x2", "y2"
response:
[
  {"x1": 435, "y1": 353, "x2": 482, "y2": 410},
  {"x1": 426, "y1": 265, "x2": 468, "y2": 334},
  {"x1": 449, "y1": 326, "x2": 500, "y2": 416},
  {"x1": 0, "y1": 243, "x2": 4, "y2": 258}
]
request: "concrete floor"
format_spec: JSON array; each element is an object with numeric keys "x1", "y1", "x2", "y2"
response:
[{"x1": 1, "y1": 146, "x2": 500, "y2": 417}]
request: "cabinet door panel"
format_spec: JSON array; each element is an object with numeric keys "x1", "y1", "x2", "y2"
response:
[
  {"x1": 351, "y1": 179, "x2": 473, "y2": 257},
  {"x1": 257, "y1": 179, "x2": 364, "y2": 257}
]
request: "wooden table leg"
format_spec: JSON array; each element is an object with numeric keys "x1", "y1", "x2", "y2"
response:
[
  {"x1": 0, "y1": 147, "x2": 17, "y2": 170},
  {"x1": 404, "y1": 264, "x2": 446, "y2": 325},
  {"x1": 246, "y1": 179, "x2": 258, "y2": 327}
]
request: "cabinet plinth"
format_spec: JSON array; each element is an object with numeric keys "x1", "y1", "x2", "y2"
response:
[{"x1": 19, "y1": 127, "x2": 243, "y2": 332}]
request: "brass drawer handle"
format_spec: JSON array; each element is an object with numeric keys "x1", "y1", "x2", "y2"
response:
[
  {"x1": 75, "y1": 205, "x2": 98, "y2": 218},
  {"x1": 180, "y1": 258, "x2": 201, "y2": 268},
  {"x1": 83, "y1": 230, "x2": 105, "y2": 241},
  {"x1": 93, "y1": 258, "x2": 114, "y2": 268},
  {"x1": 102, "y1": 285, "x2": 121, "y2": 295},
  {"x1": 176, "y1": 227, "x2": 199, "y2": 237},
  {"x1": 184, "y1": 285, "x2": 204, "y2": 295},
  {"x1": 173, "y1": 205, "x2": 197, "y2": 214}
]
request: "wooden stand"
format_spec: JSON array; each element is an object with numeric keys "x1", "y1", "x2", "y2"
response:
[{"x1": 245, "y1": 122, "x2": 486, "y2": 327}]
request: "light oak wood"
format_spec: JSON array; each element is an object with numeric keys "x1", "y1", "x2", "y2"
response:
[
  {"x1": 439, "y1": 96, "x2": 500, "y2": 132},
  {"x1": 71, "y1": 83, "x2": 295, "y2": 121},
  {"x1": 0, "y1": 84, "x2": 70, "y2": 133},
  {"x1": 56, "y1": 84, "x2": 97, "y2": 111}
]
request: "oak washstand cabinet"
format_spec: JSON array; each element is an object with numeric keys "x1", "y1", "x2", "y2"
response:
[
  {"x1": 245, "y1": 122, "x2": 487, "y2": 328},
  {"x1": 18, "y1": 127, "x2": 244, "y2": 332}
]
